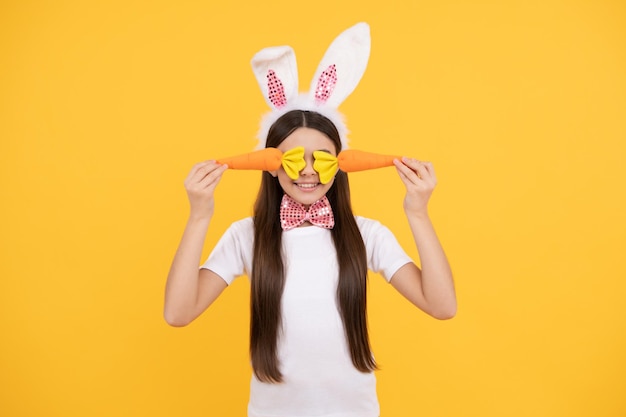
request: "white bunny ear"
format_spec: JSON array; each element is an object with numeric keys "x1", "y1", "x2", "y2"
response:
[
  {"x1": 251, "y1": 46, "x2": 299, "y2": 110},
  {"x1": 250, "y1": 23, "x2": 371, "y2": 149},
  {"x1": 309, "y1": 22, "x2": 371, "y2": 108}
]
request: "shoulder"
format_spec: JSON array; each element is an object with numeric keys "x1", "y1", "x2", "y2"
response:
[
  {"x1": 355, "y1": 215, "x2": 400, "y2": 245},
  {"x1": 223, "y1": 217, "x2": 254, "y2": 239},
  {"x1": 355, "y1": 215, "x2": 387, "y2": 236},
  {"x1": 230, "y1": 217, "x2": 254, "y2": 229},
  {"x1": 354, "y1": 215, "x2": 412, "y2": 277}
]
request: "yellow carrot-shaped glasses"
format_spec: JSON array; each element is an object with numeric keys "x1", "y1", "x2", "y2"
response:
[
  {"x1": 281, "y1": 147, "x2": 307, "y2": 180},
  {"x1": 218, "y1": 148, "x2": 402, "y2": 184}
]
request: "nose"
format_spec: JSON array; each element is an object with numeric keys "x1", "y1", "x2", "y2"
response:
[{"x1": 300, "y1": 153, "x2": 316, "y2": 176}]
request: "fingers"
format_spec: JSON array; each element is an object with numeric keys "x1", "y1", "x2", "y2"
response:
[
  {"x1": 185, "y1": 160, "x2": 228, "y2": 190},
  {"x1": 393, "y1": 157, "x2": 437, "y2": 186},
  {"x1": 419, "y1": 160, "x2": 437, "y2": 184}
]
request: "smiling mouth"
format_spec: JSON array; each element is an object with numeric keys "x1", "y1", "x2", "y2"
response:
[{"x1": 296, "y1": 183, "x2": 319, "y2": 189}]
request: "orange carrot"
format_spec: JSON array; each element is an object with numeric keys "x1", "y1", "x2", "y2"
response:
[
  {"x1": 337, "y1": 149, "x2": 402, "y2": 172},
  {"x1": 217, "y1": 148, "x2": 283, "y2": 171}
]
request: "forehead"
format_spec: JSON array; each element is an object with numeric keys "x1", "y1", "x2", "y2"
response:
[{"x1": 278, "y1": 127, "x2": 336, "y2": 154}]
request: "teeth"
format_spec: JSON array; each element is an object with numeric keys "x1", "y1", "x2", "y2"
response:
[{"x1": 297, "y1": 183, "x2": 317, "y2": 189}]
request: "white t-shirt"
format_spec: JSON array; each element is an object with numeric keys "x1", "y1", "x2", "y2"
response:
[{"x1": 201, "y1": 216, "x2": 413, "y2": 417}]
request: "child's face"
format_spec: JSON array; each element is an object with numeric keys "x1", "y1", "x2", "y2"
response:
[{"x1": 273, "y1": 127, "x2": 337, "y2": 209}]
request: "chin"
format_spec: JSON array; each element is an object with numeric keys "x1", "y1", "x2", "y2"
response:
[
  {"x1": 292, "y1": 194, "x2": 323, "y2": 207},
  {"x1": 288, "y1": 189, "x2": 327, "y2": 207}
]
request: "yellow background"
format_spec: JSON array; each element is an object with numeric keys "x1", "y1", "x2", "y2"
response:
[{"x1": 2, "y1": 0, "x2": 625, "y2": 416}]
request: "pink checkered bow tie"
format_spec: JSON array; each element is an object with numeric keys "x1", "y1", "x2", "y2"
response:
[{"x1": 279, "y1": 194, "x2": 335, "y2": 231}]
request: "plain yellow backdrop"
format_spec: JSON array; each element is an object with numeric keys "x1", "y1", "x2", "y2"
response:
[{"x1": 2, "y1": 0, "x2": 625, "y2": 416}]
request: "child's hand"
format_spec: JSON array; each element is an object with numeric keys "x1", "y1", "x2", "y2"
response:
[
  {"x1": 184, "y1": 161, "x2": 228, "y2": 220},
  {"x1": 393, "y1": 157, "x2": 437, "y2": 217}
]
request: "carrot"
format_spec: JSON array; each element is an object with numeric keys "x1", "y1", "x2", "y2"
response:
[
  {"x1": 217, "y1": 148, "x2": 283, "y2": 171},
  {"x1": 337, "y1": 149, "x2": 402, "y2": 172}
]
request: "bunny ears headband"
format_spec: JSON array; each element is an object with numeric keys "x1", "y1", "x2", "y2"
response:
[
  {"x1": 217, "y1": 23, "x2": 404, "y2": 180},
  {"x1": 251, "y1": 22, "x2": 371, "y2": 149}
]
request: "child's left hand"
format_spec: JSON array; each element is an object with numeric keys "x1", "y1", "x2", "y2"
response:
[{"x1": 393, "y1": 157, "x2": 437, "y2": 217}]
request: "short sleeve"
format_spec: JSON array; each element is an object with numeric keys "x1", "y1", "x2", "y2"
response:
[
  {"x1": 200, "y1": 218, "x2": 254, "y2": 285},
  {"x1": 357, "y1": 217, "x2": 413, "y2": 282}
]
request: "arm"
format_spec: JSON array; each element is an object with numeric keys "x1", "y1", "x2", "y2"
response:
[
  {"x1": 164, "y1": 161, "x2": 229, "y2": 327},
  {"x1": 389, "y1": 157, "x2": 457, "y2": 320}
]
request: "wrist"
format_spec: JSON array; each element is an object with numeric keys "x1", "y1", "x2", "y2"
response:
[
  {"x1": 188, "y1": 210, "x2": 213, "y2": 225},
  {"x1": 405, "y1": 208, "x2": 430, "y2": 222}
]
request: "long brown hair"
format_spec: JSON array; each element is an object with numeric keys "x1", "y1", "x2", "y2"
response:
[{"x1": 250, "y1": 110, "x2": 376, "y2": 383}]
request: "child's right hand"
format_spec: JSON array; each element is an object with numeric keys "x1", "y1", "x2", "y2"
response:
[{"x1": 183, "y1": 160, "x2": 228, "y2": 220}]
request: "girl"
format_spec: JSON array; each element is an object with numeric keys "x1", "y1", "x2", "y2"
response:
[{"x1": 165, "y1": 23, "x2": 455, "y2": 417}]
